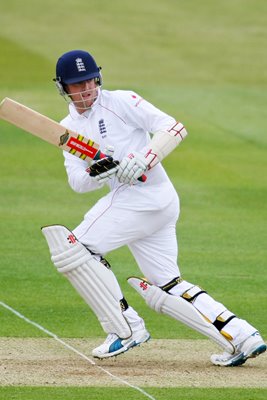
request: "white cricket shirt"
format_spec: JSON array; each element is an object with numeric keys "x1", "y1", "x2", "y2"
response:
[{"x1": 61, "y1": 89, "x2": 179, "y2": 211}]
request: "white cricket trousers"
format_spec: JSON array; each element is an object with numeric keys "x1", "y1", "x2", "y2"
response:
[
  {"x1": 73, "y1": 185, "x2": 258, "y2": 343},
  {"x1": 73, "y1": 186, "x2": 181, "y2": 286}
]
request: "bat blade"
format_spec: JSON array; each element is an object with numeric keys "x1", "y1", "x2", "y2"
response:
[
  {"x1": 0, "y1": 97, "x2": 146, "y2": 181},
  {"x1": 0, "y1": 97, "x2": 103, "y2": 161}
]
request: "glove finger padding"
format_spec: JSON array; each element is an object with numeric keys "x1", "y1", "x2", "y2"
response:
[
  {"x1": 117, "y1": 152, "x2": 148, "y2": 184},
  {"x1": 87, "y1": 157, "x2": 120, "y2": 183},
  {"x1": 88, "y1": 157, "x2": 119, "y2": 177}
]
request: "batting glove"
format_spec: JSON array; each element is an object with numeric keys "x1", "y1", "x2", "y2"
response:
[
  {"x1": 87, "y1": 157, "x2": 120, "y2": 184},
  {"x1": 117, "y1": 151, "x2": 148, "y2": 185}
]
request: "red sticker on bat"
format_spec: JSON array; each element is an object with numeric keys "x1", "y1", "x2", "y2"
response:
[{"x1": 67, "y1": 137, "x2": 98, "y2": 159}]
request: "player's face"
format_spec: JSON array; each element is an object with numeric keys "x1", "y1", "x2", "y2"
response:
[{"x1": 66, "y1": 79, "x2": 99, "y2": 113}]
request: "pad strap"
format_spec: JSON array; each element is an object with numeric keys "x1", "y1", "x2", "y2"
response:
[
  {"x1": 160, "y1": 277, "x2": 183, "y2": 293},
  {"x1": 181, "y1": 285, "x2": 207, "y2": 302},
  {"x1": 213, "y1": 310, "x2": 236, "y2": 331}
]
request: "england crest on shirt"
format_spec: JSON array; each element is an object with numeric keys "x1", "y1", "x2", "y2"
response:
[{"x1": 98, "y1": 119, "x2": 107, "y2": 138}]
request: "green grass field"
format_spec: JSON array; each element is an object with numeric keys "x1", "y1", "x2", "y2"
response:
[{"x1": 0, "y1": 1, "x2": 266, "y2": 399}]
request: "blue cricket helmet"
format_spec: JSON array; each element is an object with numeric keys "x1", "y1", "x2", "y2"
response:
[{"x1": 55, "y1": 50, "x2": 102, "y2": 85}]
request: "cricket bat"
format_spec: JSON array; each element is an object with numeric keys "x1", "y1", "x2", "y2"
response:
[
  {"x1": 0, "y1": 97, "x2": 146, "y2": 181},
  {"x1": 0, "y1": 97, "x2": 108, "y2": 161}
]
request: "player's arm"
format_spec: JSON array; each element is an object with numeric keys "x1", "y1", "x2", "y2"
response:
[
  {"x1": 117, "y1": 121, "x2": 188, "y2": 185},
  {"x1": 140, "y1": 121, "x2": 187, "y2": 169},
  {"x1": 64, "y1": 152, "x2": 105, "y2": 193}
]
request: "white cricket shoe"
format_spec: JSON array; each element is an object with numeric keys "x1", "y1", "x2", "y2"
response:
[
  {"x1": 92, "y1": 328, "x2": 150, "y2": 359},
  {"x1": 211, "y1": 331, "x2": 266, "y2": 367}
]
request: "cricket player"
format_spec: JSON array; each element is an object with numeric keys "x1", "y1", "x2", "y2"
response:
[{"x1": 42, "y1": 49, "x2": 266, "y2": 366}]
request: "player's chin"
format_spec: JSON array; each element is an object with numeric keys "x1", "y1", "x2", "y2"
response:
[{"x1": 75, "y1": 99, "x2": 94, "y2": 111}]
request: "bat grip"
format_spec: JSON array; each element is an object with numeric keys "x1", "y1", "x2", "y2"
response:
[
  {"x1": 138, "y1": 174, "x2": 147, "y2": 182},
  {"x1": 97, "y1": 151, "x2": 147, "y2": 183}
]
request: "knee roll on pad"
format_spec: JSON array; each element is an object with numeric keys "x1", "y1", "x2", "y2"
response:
[
  {"x1": 42, "y1": 225, "x2": 131, "y2": 339},
  {"x1": 51, "y1": 243, "x2": 92, "y2": 272}
]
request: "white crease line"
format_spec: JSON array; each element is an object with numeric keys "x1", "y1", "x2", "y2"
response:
[{"x1": 0, "y1": 301, "x2": 156, "y2": 400}]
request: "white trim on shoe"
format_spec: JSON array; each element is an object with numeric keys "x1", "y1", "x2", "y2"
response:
[
  {"x1": 92, "y1": 329, "x2": 151, "y2": 359},
  {"x1": 210, "y1": 331, "x2": 266, "y2": 367}
]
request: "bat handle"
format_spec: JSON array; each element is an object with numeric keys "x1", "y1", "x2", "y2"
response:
[
  {"x1": 138, "y1": 174, "x2": 147, "y2": 182},
  {"x1": 97, "y1": 150, "x2": 147, "y2": 183}
]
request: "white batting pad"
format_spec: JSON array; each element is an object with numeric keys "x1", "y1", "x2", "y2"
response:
[
  {"x1": 42, "y1": 225, "x2": 131, "y2": 339},
  {"x1": 128, "y1": 277, "x2": 234, "y2": 353}
]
